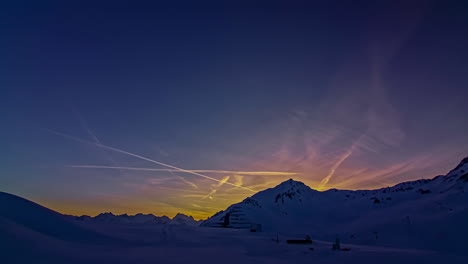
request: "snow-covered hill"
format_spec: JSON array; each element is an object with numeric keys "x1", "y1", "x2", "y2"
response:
[
  {"x1": 0, "y1": 192, "x2": 117, "y2": 245},
  {"x1": 202, "y1": 157, "x2": 468, "y2": 254}
]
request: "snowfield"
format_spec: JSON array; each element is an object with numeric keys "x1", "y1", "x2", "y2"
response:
[
  {"x1": 1, "y1": 157, "x2": 468, "y2": 263},
  {"x1": 1, "y1": 218, "x2": 467, "y2": 264}
]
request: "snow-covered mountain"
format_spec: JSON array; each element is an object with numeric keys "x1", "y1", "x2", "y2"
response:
[
  {"x1": 69, "y1": 212, "x2": 200, "y2": 226},
  {"x1": 202, "y1": 157, "x2": 468, "y2": 254},
  {"x1": 0, "y1": 192, "x2": 117, "y2": 245},
  {"x1": 170, "y1": 213, "x2": 201, "y2": 225}
]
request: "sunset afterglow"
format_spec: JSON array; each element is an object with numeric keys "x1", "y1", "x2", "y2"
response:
[{"x1": 2, "y1": 1, "x2": 467, "y2": 220}]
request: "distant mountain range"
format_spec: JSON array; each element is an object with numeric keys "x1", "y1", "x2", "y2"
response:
[
  {"x1": 67, "y1": 212, "x2": 202, "y2": 225},
  {"x1": 201, "y1": 156, "x2": 468, "y2": 254}
]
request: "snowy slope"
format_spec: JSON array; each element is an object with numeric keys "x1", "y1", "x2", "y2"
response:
[
  {"x1": 0, "y1": 192, "x2": 117, "y2": 244},
  {"x1": 202, "y1": 157, "x2": 468, "y2": 254}
]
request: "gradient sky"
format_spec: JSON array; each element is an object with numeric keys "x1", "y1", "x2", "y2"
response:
[{"x1": 1, "y1": 1, "x2": 468, "y2": 219}]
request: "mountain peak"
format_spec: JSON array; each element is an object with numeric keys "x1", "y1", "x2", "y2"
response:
[
  {"x1": 447, "y1": 156, "x2": 468, "y2": 178},
  {"x1": 274, "y1": 179, "x2": 310, "y2": 191},
  {"x1": 266, "y1": 179, "x2": 315, "y2": 204},
  {"x1": 454, "y1": 156, "x2": 468, "y2": 169},
  {"x1": 277, "y1": 178, "x2": 304, "y2": 186},
  {"x1": 172, "y1": 213, "x2": 194, "y2": 221},
  {"x1": 459, "y1": 156, "x2": 468, "y2": 167}
]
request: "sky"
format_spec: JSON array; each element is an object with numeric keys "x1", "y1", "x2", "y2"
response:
[{"x1": 1, "y1": 1, "x2": 468, "y2": 219}]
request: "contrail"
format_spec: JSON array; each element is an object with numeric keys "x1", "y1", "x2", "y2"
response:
[
  {"x1": 68, "y1": 165, "x2": 298, "y2": 176},
  {"x1": 166, "y1": 169, "x2": 199, "y2": 190},
  {"x1": 202, "y1": 175, "x2": 230, "y2": 200},
  {"x1": 73, "y1": 109, "x2": 102, "y2": 145},
  {"x1": 45, "y1": 128, "x2": 255, "y2": 192},
  {"x1": 74, "y1": 109, "x2": 200, "y2": 188},
  {"x1": 72, "y1": 109, "x2": 123, "y2": 175},
  {"x1": 318, "y1": 149, "x2": 353, "y2": 190},
  {"x1": 317, "y1": 133, "x2": 367, "y2": 190}
]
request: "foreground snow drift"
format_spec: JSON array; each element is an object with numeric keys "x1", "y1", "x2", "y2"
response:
[{"x1": 1, "y1": 220, "x2": 467, "y2": 264}]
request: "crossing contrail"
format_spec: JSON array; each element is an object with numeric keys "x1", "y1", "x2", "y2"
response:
[
  {"x1": 68, "y1": 165, "x2": 298, "y2": 176},
  {"x1": 72, "y1": 109, "x2": 124, "y2": 176},
  {"x1": 202, "y1": 175, "x2": 230, "y2": 200},
  {"x1": 45, "y1": 128, "x2": 255, "y2": 192},
  {"x1": 317, "y1": 149, "x2": 353, "y2": 190}
]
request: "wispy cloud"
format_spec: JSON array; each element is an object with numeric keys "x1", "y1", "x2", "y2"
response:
[{"x1": 173, "y1": 174, "x2": 199, "y2": 190}]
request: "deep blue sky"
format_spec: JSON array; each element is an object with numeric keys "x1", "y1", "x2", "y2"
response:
[{"x1": 1, "y1": 1, "x2": 467, "y2": 218}]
